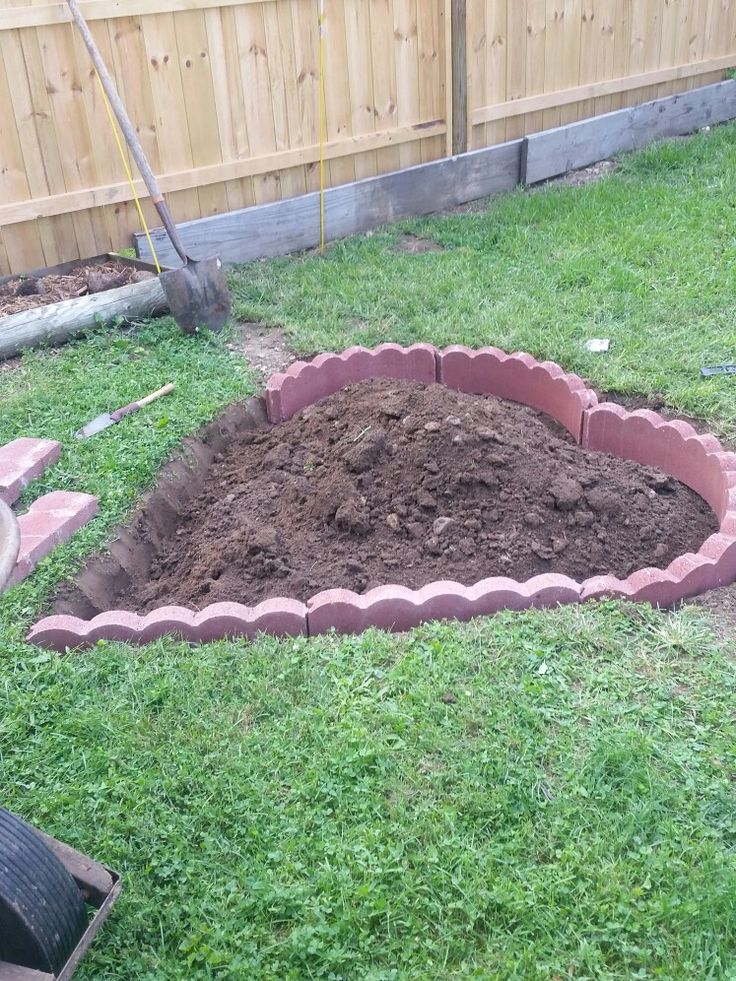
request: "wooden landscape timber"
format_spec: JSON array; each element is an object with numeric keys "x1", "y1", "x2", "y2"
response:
[
  {"x1": 136, "y1": 140, "x2": 523, "y2": 265},
  {"x1": 522, "y1": 79, "x2": 736, "y2": 184}
]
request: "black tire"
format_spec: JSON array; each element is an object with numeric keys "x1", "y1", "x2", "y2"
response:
[{"x1": 0, "y1": 809, "x2": 89, "y2": 972}]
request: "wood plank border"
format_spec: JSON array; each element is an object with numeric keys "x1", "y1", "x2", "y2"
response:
[
  {"x1": 472, "y1": 55, "x2": 736, "y2": 125},
  {"x1": 0, "y1": 121, "x2": 446, "y2": 226},
  {"x1": 135, "y1": 139, "x2": 524, "y2": 265},
  {"x1": 135, "y1": 79, "x2": 736, "y2": 269},
  {"x1": 523, "y1": 79, "x2": 736, "y2": 184}
]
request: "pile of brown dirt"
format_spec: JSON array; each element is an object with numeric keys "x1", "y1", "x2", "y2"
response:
[
  {"x1": 115, "y1": 379, "x2": 717, "y2": 611},
  {"x1": 0, "y1": 261, "x2": 152, "y2": 317}
]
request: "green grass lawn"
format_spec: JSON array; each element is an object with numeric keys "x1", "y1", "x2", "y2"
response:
[{"x1": 2, "y1": 125, "x2": 736, "y2": 979}]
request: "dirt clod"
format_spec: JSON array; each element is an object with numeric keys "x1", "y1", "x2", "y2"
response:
[{"x1": 550, "y1": 477, "x2": 584, "y2": 511}]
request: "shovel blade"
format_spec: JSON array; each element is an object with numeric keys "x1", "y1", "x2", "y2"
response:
[
  {"x1": 75, "y1": 413, "x2": 113, "y2": 439},
  {"x1": 159, "y1": 256, "x2": 232, "y2": 336}
]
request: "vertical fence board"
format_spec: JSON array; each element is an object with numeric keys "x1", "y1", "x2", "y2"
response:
[
  {"x1": 369, "y1": 0, "x2": 402, "y2": 174},
  {"x1": 343, "y1": 0, "x2": 378, "y2": 178},
  {"x1": 505, "y1": 1, "x2": 528, "y2": 140},
  {"x1": 558, "y1": 0, "x2": 583, "y2": 125}
]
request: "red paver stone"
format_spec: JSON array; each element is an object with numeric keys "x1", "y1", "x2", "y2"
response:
[
  {"x1": 10, "y1": 491, "x2": 98, "y2": 586},
  {"x1": 582, "y1": 405, "x2": 729, "y2": 514},
  {"x1": 306, "y1": 575, "x2": 582, "y2": 636},
  {"x1": 0, "y1": 438, "x2": 61, "y2": 505},
  {"x1": 579, "y1": 405, "x2": 736, "y2": 605}
]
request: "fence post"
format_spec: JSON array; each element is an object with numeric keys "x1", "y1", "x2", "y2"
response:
[{"x1": 450, "y1": 0, "x2": 469, "y2": 155}]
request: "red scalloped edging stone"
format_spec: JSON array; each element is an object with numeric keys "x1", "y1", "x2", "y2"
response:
[
  {"x1": 579, "y1": 403, "x2": 736, "y2": 604},
  {"x1": 26, "y1": 599, "x2": 308, "y2": 652},
  {"x1": 582, "y1": 533, "x2": 736, "y2": 605},
  {"x1": 438, "y1": 345, "x2": 598, "y2": 443},
  {"x1": 582, "y1": 404, "x2": 730, "y2": 516},
  {"x1": 0, "y1": 437, "x2": 61, "y2": 505},
  {"x1": 265, "y1": 343, "x2": 438, "y2": 423},
  {"x1": 25, "y1": 347, "x2": 736, "y2": 650},
  {"x1": 306, "y1": 575, "x2": 582, "y2": 636}
]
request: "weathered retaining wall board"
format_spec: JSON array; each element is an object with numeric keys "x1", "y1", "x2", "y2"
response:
[
  {"x1": 136, "y1": 140, "x2": 523, "y2": 265},
  {"x1": 136, "y1": 81, "x2": 736, "y2": 266},
  {"x1": 523, "y1": 80, "x2": 736, "y2": 185}
]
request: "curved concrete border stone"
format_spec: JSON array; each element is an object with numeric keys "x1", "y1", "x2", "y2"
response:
[
  {"x1": 438, "y1": 345, "x2": 598, "y2": 442},
  {"x1": 26, "y1": 347, "x2": 736, "y2": 651},
  {"x1": 265, "y1": 343, "x2": 438, "y2": 424}
]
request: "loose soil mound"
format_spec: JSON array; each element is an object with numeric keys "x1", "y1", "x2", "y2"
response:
[{"x1": 118, "y1": 379, "x2": 717, "y2": 611}]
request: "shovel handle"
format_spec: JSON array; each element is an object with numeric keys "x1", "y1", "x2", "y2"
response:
[
  {"x1": 111, "y1": 383, "x2": 175, "y2": 423},
  {"x1": 65, "y1": 0, "x2": 188, "y2": 266}
]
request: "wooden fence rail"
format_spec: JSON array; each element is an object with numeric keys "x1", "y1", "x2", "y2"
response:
[{"x1": 0, "y1": 0, "x2": 734, "y2": 275}]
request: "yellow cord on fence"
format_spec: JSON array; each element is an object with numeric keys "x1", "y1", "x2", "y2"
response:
[
  {"x1": 318, "y1": 0, "x2": 326, "y2": 252},
  {"x1": 94, "y1": 67, "x2": 162, "y2": 273}
]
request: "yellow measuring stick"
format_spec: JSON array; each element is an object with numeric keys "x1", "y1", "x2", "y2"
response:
[{"x1": 319, "y1": 0, "x2": 326, "y2": 252}]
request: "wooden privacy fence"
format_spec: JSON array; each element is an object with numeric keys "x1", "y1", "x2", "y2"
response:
[{"x1": 0, "y1": 0, "x2": 735, "y2": 276}]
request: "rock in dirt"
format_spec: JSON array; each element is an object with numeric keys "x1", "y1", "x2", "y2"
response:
[
  {"x1": 646, "y1": 471, "x2": 677, "y2": 494},
  {"x1": 417, "y1": 490, "x2": 437, "y2": 510},
  {"x1": 523, "y1": 511, "x2": 544, "y2": 528},
  {"x1": 343, "y1": 428, "x2": 386, "y2": 472},
  {"x1": 15, "y1": 278, "x2": 40, "y2": 297},
  {"x1": 531, "y1": 540, "x2": 556, "y2": 561},
  {"x1": 586, "y1": 486, "x2": 621, "y2": 514},
  {"x1": 263, "y1": 443, "x2": 291, "y2": 469},
  {"x1": 308, "y1": 475, "x2": 358, "y2": 521},
  {"x1": 476, "y1": 427, "x2": 500, "y2": 442},
  {"x1": 87, "y1": 269, "x2": 129, "y2": 293},
  {"x1": 250, "y1": 525, "x2": 280, "y2": 554},
  {"x1": 433, "y1": 516, "x2": 457, "y2": 536}
]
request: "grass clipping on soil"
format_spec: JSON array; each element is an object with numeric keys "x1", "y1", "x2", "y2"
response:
[{"x1": 114, "y1": 379, "x2": 717, "y2": 611}]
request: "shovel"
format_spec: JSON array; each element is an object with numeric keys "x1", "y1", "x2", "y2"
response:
[
  {"x1": 75, "y1": 383, "x2": 175, "y2": 439},
  {"x1": 66, "y1": 0, "x2": 231, "y2": 335}
]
